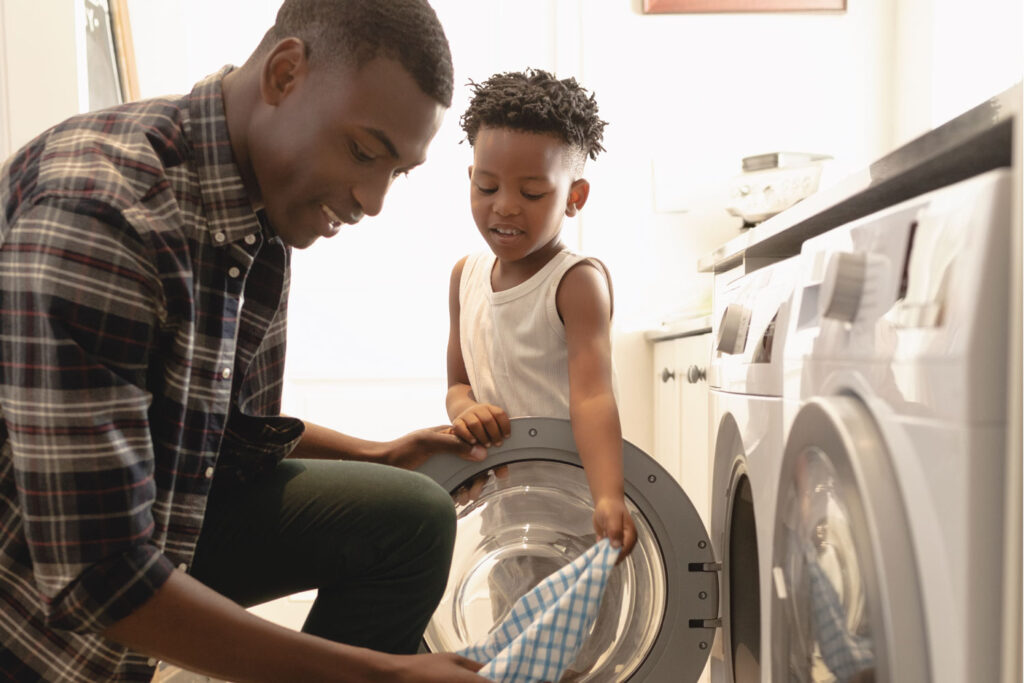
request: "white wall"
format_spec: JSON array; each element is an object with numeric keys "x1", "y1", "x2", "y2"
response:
[
  {"x1": 0, "y1": 0, "x2": 82, "y2": 158},
  {"x1": 892, "y1": 0, "x2": 1023, "y2": 146},
  {"x1": 574, "y1": 0, "x2": 898, "y2": 449}
]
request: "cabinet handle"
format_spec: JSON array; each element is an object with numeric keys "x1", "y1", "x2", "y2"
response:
[
  {"x1": 687, "y1": 365, "x2": 707, "y2": 384},
  {"x1": 661, "y1": 367, "x2": 676, "y2": 383}
]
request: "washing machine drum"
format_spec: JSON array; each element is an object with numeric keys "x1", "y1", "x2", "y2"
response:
[{"x1": 417, "y1": 417, "x2": 718, "y2": 682}]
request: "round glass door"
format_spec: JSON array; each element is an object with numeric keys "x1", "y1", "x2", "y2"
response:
[
  {"x1": 416, "y1": 417, "x2": 719, "y2": 683},
  {"x1": 771, "y1": 397, "x2": 930, "y2": 683},
  {"x1": 423, "y1": 460, "x2": 666, "y2": 681}
]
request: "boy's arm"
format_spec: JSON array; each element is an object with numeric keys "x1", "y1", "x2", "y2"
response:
[
  {"x1": 558, "y1": 261, "x2": 637, "y2": 556},
  {"x1": 446, "y1": 257, "x2": 510, "y2": 447},
  {"x1": 446, "y1": 256, "x2": 476, "y2": 420}
]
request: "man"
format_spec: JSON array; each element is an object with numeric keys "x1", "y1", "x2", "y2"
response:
[{"x1": 0, "y1": 1, "x2": 487, "y2": 680}]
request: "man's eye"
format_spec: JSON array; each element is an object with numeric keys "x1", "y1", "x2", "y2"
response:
[{"x1": 350, "y1": 142, "x2": 374, "y2": 162}]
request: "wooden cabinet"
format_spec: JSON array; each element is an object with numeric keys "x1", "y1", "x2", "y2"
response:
[{"x1": 652, "y1": 332, "x2": 712, "y2": 528}]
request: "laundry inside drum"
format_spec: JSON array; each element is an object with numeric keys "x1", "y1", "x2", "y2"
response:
[{"x1": 423, "y1": 460, "x2": 667, "y2": 681}]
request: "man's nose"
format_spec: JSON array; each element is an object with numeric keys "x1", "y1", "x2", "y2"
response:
[{"x1": 353, "y1": 174, "x2": 393, "y2": 218}]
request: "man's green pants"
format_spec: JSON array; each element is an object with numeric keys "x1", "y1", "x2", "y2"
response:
[{"x1": 190, "y1": 458, "x2": 456, "y2": 654}]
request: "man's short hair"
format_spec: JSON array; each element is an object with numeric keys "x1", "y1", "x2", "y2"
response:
[{"x1": 253, "y1": 0, "x2": 454, "y2": 107}]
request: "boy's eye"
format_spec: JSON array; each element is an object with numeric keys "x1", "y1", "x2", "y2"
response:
[
  {"x1": 475, "y1": 184, "x2": 497, "y2": 194},
  {"x1": 521, "y1": 191, "x2": 545, "y2": 200}
]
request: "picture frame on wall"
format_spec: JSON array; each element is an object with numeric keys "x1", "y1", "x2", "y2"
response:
[
  {"x1": 643, "y1": 0, "x2": 846, "y2": 12},
  {"x1": 108, "y1": 0, "x2": 140, "y2": 102},
  {"x1": 80, "y1": 0, "x2": 139, "y2": 111}
]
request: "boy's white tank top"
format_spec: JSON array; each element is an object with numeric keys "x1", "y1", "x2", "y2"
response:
[{"x1": 459, "y1": 249, "x2": 615, "y2": 419}]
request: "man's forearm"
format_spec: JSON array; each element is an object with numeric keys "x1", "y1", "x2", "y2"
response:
[
  {"x1": 286, "y1": 420, "x2": 388, "y2": 462},
  {"x1": 102, "y1": 570, "x2": 386, "y2": 682}
]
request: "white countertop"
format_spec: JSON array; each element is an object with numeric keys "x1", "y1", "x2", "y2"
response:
[{"x1": 644, "y1": 314, "x2": 713, "y2": 342}]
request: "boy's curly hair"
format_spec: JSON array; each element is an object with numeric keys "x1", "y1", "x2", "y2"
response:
[{"x1": 460, "y1": 69, "x2": 607, "y2": 162}]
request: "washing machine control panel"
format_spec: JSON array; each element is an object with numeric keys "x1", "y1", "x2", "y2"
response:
[
  {"x1": 819, "y1": 251, "x2": 891, "y2": 323},
  {"x1": 716, "y1": 303, "x2": 751, "y2": 355}
]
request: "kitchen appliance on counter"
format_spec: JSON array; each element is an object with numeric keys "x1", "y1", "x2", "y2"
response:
[{"x1": 725, "y1": 152, "x2": 832, "y2": 228}]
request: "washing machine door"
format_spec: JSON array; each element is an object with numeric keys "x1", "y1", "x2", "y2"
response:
[
  {"x1": 417, "y1": 417, "x2": 718, "y2": 682},
  {"x1": 771, "y1": 397, "x2": 930, "y2": 683}
]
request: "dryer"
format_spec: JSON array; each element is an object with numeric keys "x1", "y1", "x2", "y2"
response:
[
  {"x1": 417, "y1": 417, "x2": 719, "y2": 682},
  {"x1": 706, "y1": 254, "x2": 801, "y2": 683},
  {"x1": 775, "y1": 168, "x2": 1014, "y2": 683}
]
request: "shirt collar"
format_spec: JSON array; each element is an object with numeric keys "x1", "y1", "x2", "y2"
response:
[{"x1": 187, "y1": 66, "x2": 262, "y2": 246}]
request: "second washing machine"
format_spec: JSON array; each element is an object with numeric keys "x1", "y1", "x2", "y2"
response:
[
  {"x1": 775, "y1": 168, "x2": 1015, "y2": 683},
  {"x1": 706, "y1": 254, "x2": 802, "y2": 683}
]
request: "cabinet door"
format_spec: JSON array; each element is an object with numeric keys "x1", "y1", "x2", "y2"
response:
[
  {"x1": 652, "y1": 334, "x2": 711, "y2": 519},
  {"x1": 653, "y1": 334, "x2": 711, "y2": 683},
  {"x1": 676, "y1": 334, "x2": 711, "y2": 529},
  {"x1": 653, "y1": 340, "x2": 683, "y2": 485}
]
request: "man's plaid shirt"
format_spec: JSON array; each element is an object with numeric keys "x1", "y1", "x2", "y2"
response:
[{"x1": 0, "y1": 67, "x2": 303, "y2": 681}]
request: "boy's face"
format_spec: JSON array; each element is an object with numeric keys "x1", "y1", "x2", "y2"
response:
[
  {"x1": 468, "y1": 127, "x2": 586, "y2": 264},
  {"x1": 248, "y1": 45, "x2": 447, "y2": 249}
]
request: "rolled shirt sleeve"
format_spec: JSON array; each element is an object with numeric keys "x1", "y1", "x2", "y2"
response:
[{"x1": 0, "y1": 201, "x2": 174, "y2": 633}]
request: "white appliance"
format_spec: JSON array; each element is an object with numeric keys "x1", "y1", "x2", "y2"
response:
[
  {"x1": 706, "y1": 254, "x2": 801, "y2": 683},
  {"x1": 775, "y1": 168, "x2": 1014, "y2": 682}
]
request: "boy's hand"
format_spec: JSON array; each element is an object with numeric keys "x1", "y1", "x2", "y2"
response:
[
  {"x1": 593, "y1": 497, "x2": 638, "y2": 560},
  {"x1": 452, "y1": 403, "x2": 511, "y2": 448}
]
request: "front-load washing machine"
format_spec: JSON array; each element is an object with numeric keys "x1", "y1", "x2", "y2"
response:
[
  {"x1": 706, "y1": 255, "x2": 802, "y2": 683},
  {"x1": 775, "y1": 167, "x2": 1014, "y2": 683},
  {"x1": 417, "y1": 417, "x2": 719, "y2": 682}
]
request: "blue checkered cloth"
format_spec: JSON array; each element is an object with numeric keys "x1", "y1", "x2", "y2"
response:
[
  {"x1": 807, "y1": 559, "x2": 875, "y2": 680},
  {"x1": 458, "y1": 539, "x2": 620, "y2": 683}
]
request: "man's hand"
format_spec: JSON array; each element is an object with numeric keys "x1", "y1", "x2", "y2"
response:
[
  {"x1": 384, "y1": 426, "x2": 487, "y2": 470},
  {"x1": 451, "y1": 403, "x2": 511, "y2": 447},
  {"x1": 593, "y1": 497, "x2": 638, "y2": 560}
]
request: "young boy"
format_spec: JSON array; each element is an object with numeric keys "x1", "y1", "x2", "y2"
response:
[{"x1": 445, "y1": 69, "x2": 637, "y2": 557}]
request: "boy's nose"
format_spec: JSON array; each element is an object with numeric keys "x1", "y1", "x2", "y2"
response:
[{"x1": 494, "y1": 196, "x2": 520, "y2": 217}]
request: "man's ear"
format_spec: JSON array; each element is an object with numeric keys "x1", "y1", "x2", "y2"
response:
[
  {"x1": 565, "y1": 179, "x2": 591, "y2": 217},
  {"x1": 260, "y1": 37, "x2": 308, "y2": 106}
]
